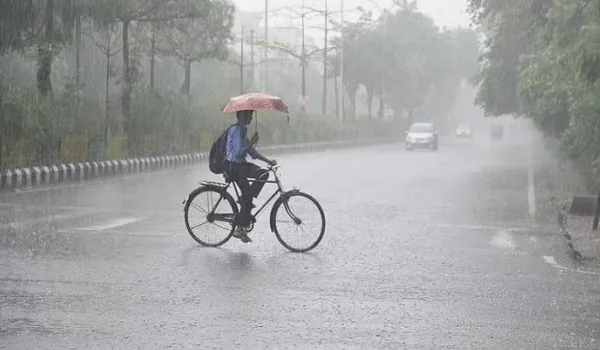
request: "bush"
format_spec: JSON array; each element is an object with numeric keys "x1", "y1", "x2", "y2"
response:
[{"x1": 0, "y1": 84, "x2": 396, "y2": 170}]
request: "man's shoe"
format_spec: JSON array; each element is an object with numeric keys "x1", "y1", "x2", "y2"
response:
[{"x1": 232, "y1": 228, "x2": 252, "y2": 243}]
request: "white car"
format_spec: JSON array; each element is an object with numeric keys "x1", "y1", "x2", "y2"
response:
[
  {"x1": 456, "y1": 123, "x2": 472, "y2": 138},
  {"x1": 405, "y1": 122, "x2": 439, "y2": 151}
]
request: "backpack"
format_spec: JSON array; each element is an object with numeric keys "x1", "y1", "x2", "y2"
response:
[{"x1": 208, "y1": 124, "x2": 237, "y2": 174}]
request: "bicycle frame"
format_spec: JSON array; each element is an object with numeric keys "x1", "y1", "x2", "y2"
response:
[{"x1": 201, "y1": 165, "x2": 299, "y2": 225}]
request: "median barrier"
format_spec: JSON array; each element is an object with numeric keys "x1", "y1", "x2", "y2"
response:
[{"x1": 0, "y1": 138, "x2": 391, "y2": 191}]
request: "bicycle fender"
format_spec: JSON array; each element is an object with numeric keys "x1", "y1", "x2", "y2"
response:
[
  {"x1": 183, "y1": 185, "x2": 226, "y2": 208},
  {"x1": 281, "y1": 189, "x2": 301, "y2": 198},
  {"x1": 269, "y1": 189, "x2": 301, "y2": 232}
]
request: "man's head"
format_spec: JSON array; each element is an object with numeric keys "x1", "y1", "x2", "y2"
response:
[{"x1": 236, "y1": 110, "x2": 254, "y2": 125}]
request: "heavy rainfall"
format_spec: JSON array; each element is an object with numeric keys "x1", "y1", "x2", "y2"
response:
[{"x1": 1, "y1": 0, "x2": 600, "y2": 348}]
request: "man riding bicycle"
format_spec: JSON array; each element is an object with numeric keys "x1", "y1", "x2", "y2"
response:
[{"x1": 226, "y1": 110, "x2": 277, "y2": 243}]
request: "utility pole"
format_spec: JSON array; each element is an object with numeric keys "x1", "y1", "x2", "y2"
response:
[
  {"x1": 240, "y1": 26, "x2": 244, "y2": 94},
  {"x1": 340, "y1": 0, "x2": 345, "y2": 121},
  {"x1": 301, "y1": 0, "x2": 306, "y2": 113},
  {"x1": 322, "y1": 0, "x2": 328, "y2": 115},
  {"x1": 264, "y1": 0, "x2": 268, "y2": 93},
  {"x1": 150, "y1": 26, "x2": 156, "y2": 90},
  {"x1": 250, "y1": 30, "x2": 255, "y2": 91}
]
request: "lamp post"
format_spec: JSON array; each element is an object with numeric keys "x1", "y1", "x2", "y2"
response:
[
  {"x1": 301, "y1": 0, "x2": 306, "y2": 114},
  {"x1": 240, "y1": 26, "x2": 244, "y2": 94},
  {"x1": 339, "y1": 0, "x2": 344, "y2": 121},
  {"x1": 264, "y1": 0, "x2": 268, "y2": 92}
]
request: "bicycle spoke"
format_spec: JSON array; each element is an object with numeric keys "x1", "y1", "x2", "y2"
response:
[
  {"x1": 190, "y1": 221, "x2": 209, "y2": 230},
  {"x1": 185, "y1": 187, "x2": 236, "y2": 247},
  {"x1": 212, "y1": 222, "x2": 232, "y2": 231},
  {"x1": 190, "y1": 202, "x2": 207, "y2": 215},
  {"x1": 273, "y1": 192, "x2": 325, "y2": 252}
]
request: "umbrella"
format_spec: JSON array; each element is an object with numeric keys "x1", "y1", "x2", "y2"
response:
[{"x1": 221, "y1": 92, "x2": 290, "y2": 114}]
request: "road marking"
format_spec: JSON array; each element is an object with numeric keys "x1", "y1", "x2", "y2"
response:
[
  {"x1": 527, "y1": 132, "x2": 536, "y2": 218},
  {"x1": 72, "y1": 217, "x2": 146, "y2": 231},
  {"x1": 1, "y1": 210, "x2": 95, "y2": 230},
  {"x1": 0, "y1": 202, "x2": 180, "y2": 219},
  {"x1": 428, "y1": 223, "x2": 528, "y2": 232},
  {"x1": 490, "y1": 230, "x2": 517, "y2": 250},
  {"x1": 542, "y1": 255, "x2": 600, "y2": 275}
]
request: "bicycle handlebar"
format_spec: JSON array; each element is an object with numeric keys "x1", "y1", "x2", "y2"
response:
[{"x1": 268, "y1": 164, "x2": 281, "y2": 172}]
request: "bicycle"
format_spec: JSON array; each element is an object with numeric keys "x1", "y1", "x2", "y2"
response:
[{"x1": 182, "y1": 164, "x2": 326, "y2": 253}]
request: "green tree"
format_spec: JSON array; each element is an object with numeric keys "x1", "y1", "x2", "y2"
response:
[
  {"x1": 87, "y1": 0, "x2": 202, "y2": 132},
  {"x1": 157, "y1": 0, "x2": 234, "y2": 95},
  {"x1": 467, "y1": 0, "x2": 552, "y2": 116}
]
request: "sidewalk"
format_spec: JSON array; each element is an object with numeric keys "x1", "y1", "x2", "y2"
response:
[
  {"x1": 560, "y1": 215, "x2": 600, "y2": 265},
  {"x1": 531, "y1": 132, "x2": 600, "y2": 264}
]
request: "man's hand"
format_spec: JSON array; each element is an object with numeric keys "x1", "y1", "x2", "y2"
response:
[{"x1": 267, "y1": 159, "x2": 278, "y2": 166}]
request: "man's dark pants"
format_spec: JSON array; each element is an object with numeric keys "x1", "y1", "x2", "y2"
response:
[{"x1": 227, "y1": 162, "x2": 269, "y2": 227}]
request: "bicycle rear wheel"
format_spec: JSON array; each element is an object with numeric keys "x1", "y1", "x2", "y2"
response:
[
  {"x1": 184, "y1": 186, "x2": 238, "y2": 247},
  {"x1": 270, "y1": 191, "x2": 326, "y2": 252}
]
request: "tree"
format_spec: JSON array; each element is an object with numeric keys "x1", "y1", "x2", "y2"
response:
[
  {"x1": 84, "y1": 20, "x2": 122, "y2": 144},
  {"x1": 87, "y1": 0, "x2": 203, "y2": 132},
  {"x1": 157, "y1": 0, "x2": 234, "y2": 95},
  {"x1": 0, "y1": 0, "x2": 82, "y2": 96},
  {"x1": 337, "y1": 0, "x2": 479, "y2": 123},
  {"x1": 467, "y1": 0, "x2": 552, "y2": 116}
]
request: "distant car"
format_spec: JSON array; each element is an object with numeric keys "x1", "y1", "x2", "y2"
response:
[
  {"x1": 455, "y1": 123, "x2": 472, "y2": 138},
  {"x1": 405, "y1": 122, "x2": 438, "y2": 151}
]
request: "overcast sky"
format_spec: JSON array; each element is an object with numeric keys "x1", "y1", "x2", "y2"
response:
[{"x1": 232, "y1": 0, "x2": 472, "y2": 29}]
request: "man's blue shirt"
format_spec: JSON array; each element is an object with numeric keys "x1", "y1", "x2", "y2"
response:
[{"x1": 226, "y1": 123, "x2": 259, "y2": 163}]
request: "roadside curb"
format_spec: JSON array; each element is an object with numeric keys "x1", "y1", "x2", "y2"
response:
[{"x1": 0, "y1": 138, "x2": 390, "y2": 192}]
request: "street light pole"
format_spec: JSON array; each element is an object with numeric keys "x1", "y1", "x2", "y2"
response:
[
  {"x1": 250, "y1": 29, "x2": 255, "y2": 91},
  {"x1": 339, "y1": 0, "x2": 344, "y2": 121},
  {"x1": 322, "y1": 0, "x2": 328, "y2": 116},
  {"x1": 240, "y1": 26, "x2": 244, "y2": 94},
  {"x1": 264, "y1": 0, "x2": 268, "y2": 93},
  {"x1": 301, "y1": 0, "x2": 306, "y2": 113}
]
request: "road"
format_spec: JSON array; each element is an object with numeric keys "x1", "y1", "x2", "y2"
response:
[{"x1": 1, "y1": 132, "x2": 600, "y2": 349}]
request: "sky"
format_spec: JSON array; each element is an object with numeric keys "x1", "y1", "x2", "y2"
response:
[{"x1": 232, "y1": 0, "x2": 472, "y2": 29}]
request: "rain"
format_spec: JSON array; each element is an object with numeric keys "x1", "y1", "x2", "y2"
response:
[{"x1": 1, "y1": 0, "x2": 600, "y2": 348}]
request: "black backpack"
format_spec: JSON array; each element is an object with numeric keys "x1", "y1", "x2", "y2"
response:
[{"x1": 208, "y1": 124, "x2": 238, "y2": 174}]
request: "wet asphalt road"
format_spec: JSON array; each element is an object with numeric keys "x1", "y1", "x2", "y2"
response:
[{"x1": 2, "y1": 133, "x2": 600, "y2": 349}]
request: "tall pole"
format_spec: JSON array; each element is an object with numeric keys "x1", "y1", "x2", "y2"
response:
[
  {"x1": 150, "y1": 26, "x2": 156, "y2": 90},
  {"x1": 264, "y1": 0, "x2": 268, "y2": 92},
  {"x1": 340, "y1": 0, "x2": 345, "y2": 121},
  {"x1": 322, "y1": 0, "x2": 328, "y2": 115},
  {"x1": 250, "y1": 30, "x2": 255, "y2": 91},
  {"x1": 240, "y1": 26, "x2": 244, "y2": 94},
  {"x1": 301, "y1": 0, "x2": 306, "y2": 113}
]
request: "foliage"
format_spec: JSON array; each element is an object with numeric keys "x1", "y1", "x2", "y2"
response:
[
  {"x1": 335, "y1": 1, "x2": 480, "y2": 124},
  {"x1": 0, "y1": 81, "x2": 395, "y2": 170},
  {"x1": 469, "y1": 0, "x2": 600, "y2": 190},
  {"x1": 156, "y1": 0, "x2": 234, "y2": 94},
  {"x1": 1, "y1": 0, "x2": 409, "y2": 170}
]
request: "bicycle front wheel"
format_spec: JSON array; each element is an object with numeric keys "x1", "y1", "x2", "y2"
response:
[
  {"x1": 184, "y1": 186, "x2": 238, "y2": 247},
  {"x1": 271, "y1": 191, "x2": 326, "y2": 252}
]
